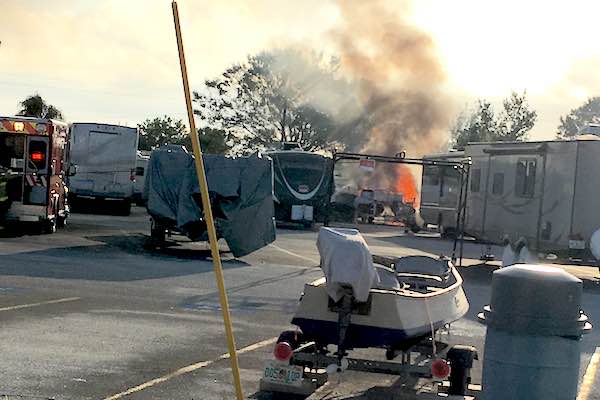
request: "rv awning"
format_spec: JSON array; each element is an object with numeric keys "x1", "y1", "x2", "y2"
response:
[{"x1": 483, "y1": 143, "x2": 547, "y2": 155}]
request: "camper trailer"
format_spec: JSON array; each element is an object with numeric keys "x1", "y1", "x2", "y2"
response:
[
  {"x1": 266, "y1": 147, "x2": 333, "y2": 226},
  {"x1": 421, "y1": 139, "x2": 600, "y2": 262},
  {"x1": 420, "y1": 151, "x2": 465, "y2": 237},
  {"x1": 68, "y1": 123, "x2": 138, "y2": 215}
]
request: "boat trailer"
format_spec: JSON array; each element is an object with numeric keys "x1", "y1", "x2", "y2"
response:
[{"x1": 260, "y1": 335, "x2": 478, "y2": 397}]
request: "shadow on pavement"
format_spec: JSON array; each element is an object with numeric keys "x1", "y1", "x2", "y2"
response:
[
  {"x1": 89, "y1": 234, "x2": 235, "y2": 260},
  {"x1": 0, "y1": 234, "x2": 249, "y2": 282}
]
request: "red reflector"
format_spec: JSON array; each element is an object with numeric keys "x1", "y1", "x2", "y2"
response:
[
  {"x1": 31, "y1": 152, "x2": 45, "y2": 161},
  {"x1": 431, "y1": 358, "x2": 451, "y2": 380},
  {"x1": 274, "y1": 342, "x2": 293, "y2": 362}
]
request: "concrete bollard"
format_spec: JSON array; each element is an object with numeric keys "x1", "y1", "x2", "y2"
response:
[{"x1": 478, "y1": 264, "x2": 592, "y2": 400}]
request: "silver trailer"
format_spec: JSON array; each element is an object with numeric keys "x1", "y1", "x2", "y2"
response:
[
  {"x1": 422, "y1": 139, "x2": 600, "y2": 262},
  {"x1": 420, "y1": 151, "x2": 465, "y2": 238},
  {"x1": 68, "y1": 123, "x2": 138, "y2": 215}
]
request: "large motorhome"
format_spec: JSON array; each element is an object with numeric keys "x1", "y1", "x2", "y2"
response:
[
  {"x1": 68, "y1": 123, "x2": 138, "y2": 215},
  {"x1": 266, "y1": 144, "x2": 333, "y2": 227},
  {"x1": 421, "y1": 138, "x2": 600, "y2": 262},
  {"x1": 0, "y1": 116, "x2": 71, "y2": 232}
]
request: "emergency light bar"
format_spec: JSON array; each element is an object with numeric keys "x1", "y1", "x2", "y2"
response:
[{"x1": 13, "y1": 121, "x2": 24, "y2": 132}]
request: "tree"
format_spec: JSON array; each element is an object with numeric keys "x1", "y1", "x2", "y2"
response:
[
  {"x1": 193, "y1": 49, "x2": 351, "y2": 152},
  {"x1": 17, "y1": 94, "x2": 64, "y2": 120},
  {"x1": 138, "y1": 116, "x2": 231, "y2": 154},
  {"x1": 496, "y1": 91, "x2": 537, "y2": 142},
  {"x1": 556, "y1": 97, "x2": 600, "y2": 139},
  {"x1": 452, "y1": 100, "x2": 497, "y2": 148},
  {"x1": 451, "y1": 91, "x2": 537, "y2": 149},
  {"x1": 138, "y1": 116, "x2": 188, "y2": 151}
]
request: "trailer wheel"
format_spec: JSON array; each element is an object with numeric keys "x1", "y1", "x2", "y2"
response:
[
  {"x1": 440, "y1": 226, "x2": 456, "y2": 240},
  {"x1": 57, "y1": 216, "x2": 67, "y2": 228},
  {"x1": 151, "y1": 222, "x2": 166, "y2": 245},
  {"x1": 41, "y1": 218, "x2": 57, "y2": 234},
  {"x1": 117, "y1": 201, "x2": 132, "y2": 216}
]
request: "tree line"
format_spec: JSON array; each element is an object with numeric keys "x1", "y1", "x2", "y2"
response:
[{"x1": 14, "y1": 48, "x2": 600, "y2": 155}]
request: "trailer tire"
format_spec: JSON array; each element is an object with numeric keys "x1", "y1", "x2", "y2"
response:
[
  {"x1": 117, "y1": 201, "x2": 132, "y2": 216},
  {"x1": 440, "y1": 225, "x2": 456, "y2": 240},
  {"x1": 151, "y1": 222, "x2": 166, "y2": 245},
  {"x1": 41, "y1": 218, "x2": 57, "y2": 234},
  {"x1": 57, "y1": 216, "x2": 67, "y2": 228}
]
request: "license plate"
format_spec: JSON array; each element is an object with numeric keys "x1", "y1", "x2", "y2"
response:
[
  {"x1": 569, "y1": 240, "x2": 586, "y2": 250},
  {"x1": 263, "y1": 361, "x2": 303, "y2": 387}
]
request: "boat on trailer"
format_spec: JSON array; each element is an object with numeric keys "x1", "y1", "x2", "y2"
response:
[
  {"x1": 292, "y1": 255, "x2": 469, "y2": 351},
  {"x1": 260, "y1": 227, "x2": 474, "y2": 396}
]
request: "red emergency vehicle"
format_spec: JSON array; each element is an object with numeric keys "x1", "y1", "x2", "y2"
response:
[{"x1": 0, "y1": 116, "x2": 71, "y2": 233}]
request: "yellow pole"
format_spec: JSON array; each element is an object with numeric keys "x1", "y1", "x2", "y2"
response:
[{"x1": 171, "y1": 2, "x2": 244, "y2": 399}]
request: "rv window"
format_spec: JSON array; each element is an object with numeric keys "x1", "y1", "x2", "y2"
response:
[
  {"x1": 515, "y1": 159, "x2": 536, "y2": 197},
  {"x1": 135, "y1": 167, "x2": 145, "y2": 176},
  {"x1": 422, "y1": 166, "x2": 440, "y2": 186},
  {"x1": 492, "y1": 173, "x2": 504, "y2": 195},
  {"x1": 470, "y1": 168, "x2": 481, "y2": 192},
  {"x1": 0, "y1": 134, "x2": 25, "y2": 170}
]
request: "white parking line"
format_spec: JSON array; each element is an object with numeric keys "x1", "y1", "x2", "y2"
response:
[
  {"x1": 0, "y1": 297, "x2": 81, "y2": 312},
  {"x1": 103, "y1": 336, "x2": 277, "y2": 400},
  {"x1": 578, "y1": 347, "x2": 600, "y2": 400},
  {"x1": 268, "y1": 243, "x2": 319, "y2": 264}
]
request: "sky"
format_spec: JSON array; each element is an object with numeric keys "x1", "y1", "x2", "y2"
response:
[{"x1": 1, "y1": 0, "x2": 599, "y2": 140}]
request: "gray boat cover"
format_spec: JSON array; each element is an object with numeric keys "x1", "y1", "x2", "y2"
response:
[
  {"x1": 317, "y1": 227, "x2": 379, "y2": 302},
  {"x1": 143, "y1": 145, "x2": 276, "y2": 257}
]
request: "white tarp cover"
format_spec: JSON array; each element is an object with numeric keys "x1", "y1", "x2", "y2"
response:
[{"x1": 317, "y1": 227, "x2": 379, "y2": 302}]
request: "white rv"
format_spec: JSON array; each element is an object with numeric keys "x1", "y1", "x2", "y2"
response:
[
  {"x1": 421, "y1": 138, "x2": 600, "y2": 262},
  {"x1": 68, "y1": 123, "x2": 139, "y2": 215}
]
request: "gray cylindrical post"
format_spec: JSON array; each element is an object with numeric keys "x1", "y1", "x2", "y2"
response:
[{"x1": 478, "y1": 264, "x2": 592, "y2": 400}]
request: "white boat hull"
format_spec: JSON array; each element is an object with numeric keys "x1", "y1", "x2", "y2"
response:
[{"x1": 291, "y1": 267, "x2": 469, "y2": 349}]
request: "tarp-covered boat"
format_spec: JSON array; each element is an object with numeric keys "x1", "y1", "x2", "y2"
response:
[{"x1": 143, "y1": 145, "x2": 276, "y2": 257}]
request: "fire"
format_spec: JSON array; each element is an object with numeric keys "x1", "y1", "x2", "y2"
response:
[{"x1": 395, "y1": 165, "x2": 418, "y2": 207}]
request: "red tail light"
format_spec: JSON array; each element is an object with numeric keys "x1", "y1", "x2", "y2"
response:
[
  {"x1": 431, "y1": 358, "x2": 451, "y2": 380},
  {"x1": 31, "y1": 152, "x2": 45, "y2": 162},
  {"x1": 273, "y1": 342, "x2": 293, "y2": 362},
  {"x1": 130, "y1": 169, "x2": 136, "y2": 182}
]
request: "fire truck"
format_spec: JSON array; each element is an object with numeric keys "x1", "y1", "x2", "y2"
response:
[{"x1": 0, "y1": 116, "x2": 71, "y2": 233}]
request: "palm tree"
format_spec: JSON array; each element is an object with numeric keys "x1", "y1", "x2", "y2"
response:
[{"x1": 17, "y1": 94, "x2": 64, "y2": 120}]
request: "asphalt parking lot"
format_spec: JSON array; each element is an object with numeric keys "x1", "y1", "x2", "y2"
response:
[{"x1": 0, "y1": 207, "x2": 598, "y2": 399}]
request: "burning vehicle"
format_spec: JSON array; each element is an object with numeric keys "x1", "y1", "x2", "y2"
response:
[{"x1": 354, "y1": 188, "x2": 419, "y2": 232}]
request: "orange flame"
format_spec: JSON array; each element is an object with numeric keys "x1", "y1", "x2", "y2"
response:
[{"x1": 395, "y1": 165, "x2": 418, "y2": 206}]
